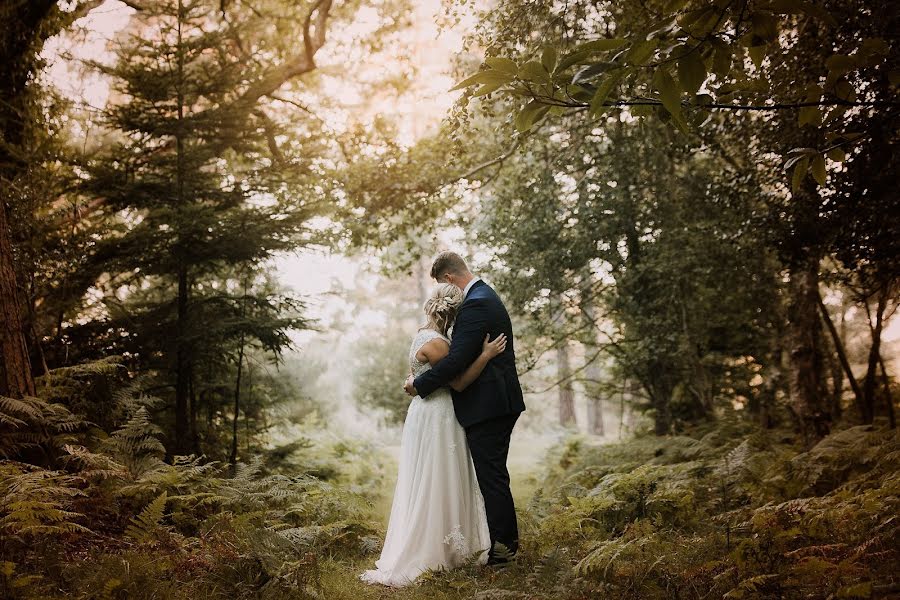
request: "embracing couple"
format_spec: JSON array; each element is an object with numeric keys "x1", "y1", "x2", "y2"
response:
[{"x1": 361, "y1": 251, "x2": 526, "y2": 587}]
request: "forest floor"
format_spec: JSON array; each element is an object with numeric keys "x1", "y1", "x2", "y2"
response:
[
  {"x1": 308, "y1": 421, "x2": 900, "y2": 600},
  {"x1": 316, "y1": 435, "x2": 555, "y2": 599}
]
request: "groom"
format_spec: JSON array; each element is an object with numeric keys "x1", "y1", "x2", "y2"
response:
[{"x1": 404, "y1": 251, "x2": 526, "y2": 565}]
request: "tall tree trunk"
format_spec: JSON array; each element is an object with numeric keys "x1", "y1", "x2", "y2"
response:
[
  {"x1": 556, "y1": 340, "x2": 577, "y2": 428},
  {"x1": 0, "y1": 200, "x2": 35, "y2": 398},
  {"x1": 585, "y1": 362, "x2": 605, "y2": 436},
  {"x1": 862, "y1": 284, "x2": 889, "y2": 424},
  {"x1": 245, "y1": 361, "x2": 253, "y2": 455},
  {"x1": 230, "y1": 333, "x2": 245, "y2": 466},
  {"x1": 172, "y1": 0, "x2": 190, "y2": 455},
  {"x1": 787, "y1": 256, "x2": 830, "y2": 443},
  {"x1": 580, "y1": 280, "x2": 605, "y2": 435}
]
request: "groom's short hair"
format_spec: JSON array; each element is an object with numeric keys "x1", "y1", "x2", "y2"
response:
[{"x1": 431, "y1": 251, "x2": 469, "y2": 280}]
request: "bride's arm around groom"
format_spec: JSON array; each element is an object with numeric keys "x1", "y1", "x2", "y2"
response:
[{"x1": 410, "y1": 295, "x2": 491, "y2": 398}]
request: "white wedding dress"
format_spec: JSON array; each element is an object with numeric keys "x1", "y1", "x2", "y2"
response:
[{"x1": 361, "y1": 328, "x2": 491, "y2": 587}]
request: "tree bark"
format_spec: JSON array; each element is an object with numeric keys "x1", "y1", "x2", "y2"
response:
[
  {"x1": 189, "y1": 365, "x2": 199, "y2": 454},
  {"x1": 862, "y1": 284, "x2": 889, "y2": 424},
  {"x1": 787, "y1": 256, "x2": 830, "y2": 442},
  {"x1": 229, "y1": 332, "x2": 245, "y2": 466},
  {"x1": 0, "y1": 200, "x2": 35, "y2": 398},
  {"x1": 648, "y1": 378, "x2": 672, "y2": 436},
  {"x1": 580, "y1": 279, "x2": 605, "y2": 435},
  {"x1": 172, "y1": 0, "x2": 190, "y2": 455},
  {"x1": 817, "y1": 291, "x2": 862, "y2": 417},
  {"x1": 556, "y1": 339, "x2": 577, "y2": 428}
]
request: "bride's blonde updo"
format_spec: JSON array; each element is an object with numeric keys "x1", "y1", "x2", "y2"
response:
[{"x1": 422, "y1": 283, "x2": 463, "y2": 337}]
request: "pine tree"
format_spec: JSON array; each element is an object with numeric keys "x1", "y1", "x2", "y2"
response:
[{"x1": 82, "y1": 0, "x2": 329, "y2": 454}]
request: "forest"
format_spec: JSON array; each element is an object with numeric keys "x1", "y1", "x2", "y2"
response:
[{"x1": 0, "y1": 0, "x2": 897, "y2": 598}]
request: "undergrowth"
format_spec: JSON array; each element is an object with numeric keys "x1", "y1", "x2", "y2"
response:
[
  {"x1": 0, "y1": 361, "x2": 382, "y2": 600},
  {"x1": 2, "y1": 360, "x2": 898, "y2": 599},
  {"x1": 424, "y1": 418, "x2": 899, "y2": 600}
]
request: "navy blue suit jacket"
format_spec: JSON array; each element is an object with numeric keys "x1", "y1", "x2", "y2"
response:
[{"x1": 414, "y1": 280, "x2": 525, "y2": 428}]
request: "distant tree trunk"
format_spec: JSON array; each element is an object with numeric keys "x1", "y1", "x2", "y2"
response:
[
  {"x1": 648, "y1": 382, "x2": 672, "y2": 435},
  {"x1": 787, "y1": 256, "x2": 830, "y2": 443},
  {"x1": 642, "y1": 361, "x2": 674, "y2": 436},
  {"x1": 587, "y1": 386, "x2": 606, "y2": 435},
  {"x1": 245, "y1": 361, "x2": 253, "y2": 455},
  {"x1": 230, "y1": 334, "x2": 245, "y2": 466},
  {"x1": 862, "y1": 284, "x2": 889, "y2": 424},
  {"x1": 817, "y1": 292, "x2": 861, "y2": 421},
  {"x1": 189, "y1": 366, "x2": 199, "y2": 454},
  {"x1": 619, "y1": 378, "x2": 634, "y2": 439},
  {"x1": 759, "y1": 344, "x2": 782, "y2": 429},
  {"x1": 581, "y1": 283, "x2": 605, "y2": 435},
  {"x1": 879, "y1": 354, "x2": 895, "y2": 429},
  {"x1": 416, "y1": 258, "x2": 428, "y2": 308},
  {"x1": 557, "y1": 339, "x2": 577, "y2": 428}
]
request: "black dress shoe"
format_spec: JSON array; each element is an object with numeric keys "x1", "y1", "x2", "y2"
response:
[{"x1": 486, "y1": 552, "x2": 517, "y2": 567}]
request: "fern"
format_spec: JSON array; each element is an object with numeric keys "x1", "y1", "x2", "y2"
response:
[
  {"x1": 0, "y1": 395, "x2": 85, "y2": 457},
  {"x1": 0, "y1": 461, "x2": 91, "y2": 538},
  {"x1": 125, "y1": 491, "x2": 168, "y2": 542}
]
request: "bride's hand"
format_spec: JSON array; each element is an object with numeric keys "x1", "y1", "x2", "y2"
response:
[{"x1": 482, "y1": 333, "x2": 507, "y2": 359}]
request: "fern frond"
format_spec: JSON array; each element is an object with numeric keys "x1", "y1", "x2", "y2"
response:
[{"x1": 125, "y1": 491, "x2": 168, "y2": 542}]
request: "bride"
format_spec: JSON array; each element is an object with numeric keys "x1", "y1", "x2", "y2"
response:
[{"x1": 361, "y1": 283, "x2": 507, "y2": 587}]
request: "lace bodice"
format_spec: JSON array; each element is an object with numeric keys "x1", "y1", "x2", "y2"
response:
[{"x1": 409, "y1": 329, "x2": 450, "y2": 377}]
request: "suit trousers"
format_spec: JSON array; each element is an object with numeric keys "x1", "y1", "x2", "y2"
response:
[{"x1": 465, "y1": 412, "x2": 520, "y2": 558}]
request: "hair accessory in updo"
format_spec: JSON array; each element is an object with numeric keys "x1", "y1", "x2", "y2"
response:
[
  {"x1": 423, "y1": 283, "x2": 463, "y2": 336},
  {"x1": 425, "y1": 284, "x2": 462, "y2": 317}
]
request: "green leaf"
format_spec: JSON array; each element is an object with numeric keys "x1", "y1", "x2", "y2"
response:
[
  {"x1": 889, "y1": 70, "x2": 900, "y2": 86},
  {"x1": 825, "y1": 54, "x2": 855, "y2": 75},
  {"x1": 664, "y1": 0, "x2": 690, "y2": 11},
  {"x1": 484, "y1": 57, "x2": 518, "y2": 76},
  {"x1": 577, "y1": 38, "x2": 628, "y2": 53},
  {"x1": 590, "y1": 70, "x2": 625, "y2": 116},
  {"x1": 631, "y1": 104, "x2": 654, "y2": 117},
  {"x1": 678, "y1": 51, "x2": 707, "y2": 95},
  {"x1": 473, "y1": 82, "x2": 505, "y2": 96},
  {"x1": 791, "y1": 156, "x2": 810, "y2": 194},
  {"x1": 626, "y1": 39, "x2": 658, "y2": 65},
  {"x1": 810, "y1": 154, "x2": 827, "y2": 185},
  {"x1": 748, "y1": 45, "x2": 767, "y2": 69},
  {"x1": 572, "y1": 62, "x2": 619, "y2": 84},
  {"x1": 653, "y1": 68, "x2": 683, "y2": 119},
  {"x1": 826, "y1": 147, "x2": 846, "y2": 162},
  {"x1": 518, "y1": 61, "x2": 551, "y2": 83},
  {"x1": 557, "y1": 49, "x2": 594, "y2": 72},
  {"x1": 833, "y1": 79, "x2": 856, "y2": 102},
  {"x1": 712, "y1": 43, "x2": 733, "y2": 77},
  {"x1": 542, "y1": 46, "x2": 558, "y2": 73},
  {"x1": 450, "y1": 69, "x2": 512, "y2": 91},
  {"x1": 515, "y1": 101, "x2": 550, "y2": 132},
  {"x1": 677, "y1": 7, "x2": 713, "y2": 28},
  {"x1": 798, "y1": 105, "x2": 822, "y2": 127},
  {"x1": 766, "y1": 0, "x2": 805, "y2": 13},
  {"x1": 751, "y1": 11, "x2": 779, "y2": 42},
  {"x1": 794, "y1": 1, "x2": 838, "y2": 26}
]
